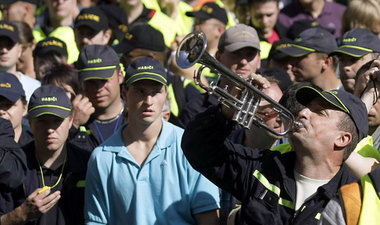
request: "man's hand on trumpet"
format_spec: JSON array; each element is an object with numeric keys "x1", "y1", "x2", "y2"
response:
[
  {"x1": 221, "y1": 73, "x2": 271, "y2": 120},
  {"x1": 354, "y1": 56, "x2": 380, "y2": 113}
]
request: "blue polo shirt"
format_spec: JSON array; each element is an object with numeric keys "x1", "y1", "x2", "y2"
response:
[{"x1": 85, "y1": 120, "x2": 220, "y2": 225}]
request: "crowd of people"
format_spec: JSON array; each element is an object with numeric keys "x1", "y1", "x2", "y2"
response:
[{"x1": 0, "y1": 0, "x2": 380, "y2": 224}]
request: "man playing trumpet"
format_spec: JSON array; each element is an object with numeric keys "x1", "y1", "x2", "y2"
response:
[{"x1": 181, "y1": 60, "x2": 378, "y2": 224}]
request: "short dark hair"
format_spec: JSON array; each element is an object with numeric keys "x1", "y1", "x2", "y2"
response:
[
  {"x1": 41, "y1": 64, "x2": 81, "y2": 96},
  {"x1": 337, "y1": 112, "x2": 359, "y2": 161}
]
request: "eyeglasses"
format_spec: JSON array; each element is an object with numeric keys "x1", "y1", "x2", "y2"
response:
[{"x1": 256, "y1": 107, "x2": 279, "y2": 120}]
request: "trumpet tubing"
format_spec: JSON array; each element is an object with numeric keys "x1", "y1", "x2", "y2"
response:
[{"x1": 176, "y1": 31, "x2": 297, "y2": 136}]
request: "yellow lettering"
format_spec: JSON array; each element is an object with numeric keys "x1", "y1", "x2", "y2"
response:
[
  {"x1": 87, "y1": 58, "x2": 102, "y2": 64},
  {"x1": 0, "y1": 24, "x2": 14, "y2": 32},
  {"x1": 41, "y1": 97, "x2": 58, "y2": 102},
  {"x1": 343, "y1": 38, "x2": 357, "y2": 42},
  {"x1": 41, "y1": 40, "x2": 63, "y2": 48},
  {"x1": 137, "y1": 66, "x2": 154, "y2": 70},
  {"x1": 0, "y1": 82, "x2": 11, "y2": 88},
  {"x1": 77, "y1": 14, "x2": 100, "y2": 22}
]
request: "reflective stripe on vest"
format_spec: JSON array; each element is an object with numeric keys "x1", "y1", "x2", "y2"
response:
[
  {"x1": 357, "y1": 175, "x2": 380, "y2": 225},
  {"x1": 253, "y1": 170, "x2": 294, "y2": 209},
  {"x1": 148, "y1": 10, "x2": 177, "y2": 47}
]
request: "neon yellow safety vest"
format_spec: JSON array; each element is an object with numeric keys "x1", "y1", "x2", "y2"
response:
[
  {"x1": 260, "y1": 41, "x2": 272, "y2": 60},
  {"x1": 357, "y1": 174, "x2": 380, "y2": 225},
  {"x1": 148, "y1": 9, "x2": 177, "y2": 47},
  {"x1": 33, "y1": 26, "x2": 79, "y2": 64},
  {"x1": 167, "y1": 78, "x2": 202, "y2": 117},
  {"x1": 175, "y1": 1, "x2": 194, "y2": 36},
  {"x1": 142, "y1": 0, "x2": 161, "y2": 12}
]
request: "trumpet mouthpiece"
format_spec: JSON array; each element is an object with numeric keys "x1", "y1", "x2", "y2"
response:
[{"x1": 293, "y1": 121, "x2": 302, "y2": 130}]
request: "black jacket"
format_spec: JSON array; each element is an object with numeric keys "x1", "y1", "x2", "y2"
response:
[
  {"x1": 181, "y1": 106, "x2": 357, "y2": 225},
  {"x1": 0, "y1": 142, "x2": 90, "y2": 225}
]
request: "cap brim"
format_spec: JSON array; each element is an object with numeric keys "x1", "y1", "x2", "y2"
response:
[
  {"x1": 78, "y1": 68, "x2": 116, "y2": 82},
  {"x1": 331, "y1": 46, "x2": 372, "y2": 58},
  {"x1": 75, "y1": 21, "x2": 103, "y2": 32},
  {"x1": 0, "y1": 34, "x2": 17, "y2": 44},
  {"x1": 296, "y1": 86, "x2": 349, "y2": 113},
  {"x1": 224, "y1": 42, "x2": 260, "y2": 52},
  {"x1": 0, "y1": 90, "x2": 22, "y2": 102},
  {"x1": 185, "y1": 11, "x2": 212, "y2": 20},
  {"x1": 125, "y1": 72, "x2": 167, "y2": 87},
  {"x1": 28, "y1": 106, "x2": 71, "y2": 119},
  {"x1": 278, "y1": 44, "x2": 315, "y2": 57}
]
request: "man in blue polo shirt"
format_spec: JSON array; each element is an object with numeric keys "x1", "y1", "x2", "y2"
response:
[{"x1": 84, "y1": 57, "x2": 220, "y2": 225}]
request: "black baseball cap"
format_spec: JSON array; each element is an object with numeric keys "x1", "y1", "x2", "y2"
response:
[
  {"x1": 113, "y1": 24, "x2": 165, "y2": 54},
  {"x1": 0, "y1": 20, "x2": 19, "y2": 44},
  {"x1": 268, "y1": 39, "x2": 292, "y2": 62},
  {"x1": 296, "y1": 86, "x2": 368, "y2": 140},
  {"x1": 279, "y1": 27, "x2": 338, "y2": 57},
  {"x1": 331, "y1": 28, "x2": 380, "y2": 57},
  {"x1": 28, "y1": 85, "x2": 72, "y2": 119},
  {"x1": 33, "y1": 37, "x2": 68, "y2": 58},
  {"x1": 186, "y1": 2, "x2": 228, "y2": 25},
  {"x1": 99, "y1": 4, "x2": 128, "y2": 42},
  {"x1": 75, "y1": 7, "x2": 109, "y2": 32},
  {"x1": 287, "y1": 19, "x2": 335, "y2": 40},
  {"x1": 76, "y1": 45, "x2": 119, "y2": 82},
  {"x1": 124, "y1": 57, "x2": 167, "y2": 87},
  {"x1": 0, "y1": 72, "x2": 25, "y2": 102}
]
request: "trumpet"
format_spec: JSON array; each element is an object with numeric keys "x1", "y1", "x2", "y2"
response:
[{"x1": 176, "y1": 30, "x2": 300, "y2": 136}]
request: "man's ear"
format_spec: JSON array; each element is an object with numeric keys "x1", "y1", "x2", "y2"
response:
[
  {"x1": 16, "y1": 43, "x2": 22, "y2": 58},
  {"x1": 217, "y1": 25, "x2": 226, "y2": 35},
  {"x1": 121, "y1": 84, "x2": 128, "y2": 101},
  {"x1": 117, "y1": 69, "x2": 124, "y2": 84},
  {"x1": 322, "y1": 55, "x2": 333, "y2": 70},
  {"x1": 334, "y1": 131, "x2": 352, "y2": 149},
  {"x1": 103, "y1": 29, "x2": 112, "y2": 45}
]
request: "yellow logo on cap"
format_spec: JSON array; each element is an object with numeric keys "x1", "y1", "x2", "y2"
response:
[
  {"x1": 88, "y1": 58, "x2": 102, "y2": 64},
  {"x1": 201, "y1": 5, "x2": 213, "y2": 14},
  {"x1": 124, "y1": 32, "x2": 133, "y2": 40},
  {"x1": 0, "y1": 24, "x2": 14, "y2": 32},
  {"x1": 78, "y1": 13, "x2": 100, "y2": 22},
  {"x1": 41, "y1": 97, "x2": 57, "y2": 102},
  {"x1": 119, "y1": 24, "x2": 128, "y2": 33},
  {"x1": 311, "y1": 21, "x2": 319, "y2": 27},
  {"x1": 138, "y1": 66, "x2": 154, "y2": 70},
  {"x1": 276, "y1": 43, "x2": 291, "y2": 50},
  {"x1": 295, "y1": 37, "x2": 302, "y2": 42},
  {"x1": 41, "y1": 40, "x2": 63, "y2": 48},
  {"x1": 343, "y1": 38, "x2": 357, "y2": 42},
  {"x1": 0, "y1": 82, "x2": 11, "y2": 88}
]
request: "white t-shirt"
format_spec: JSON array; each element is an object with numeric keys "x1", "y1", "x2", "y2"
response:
[
  {"x1": 19, "y1": 72, "x2": 41, "y2": 102},
  {"x1": 294, "y1": 170, "x2": 330, "y2": 210}
]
